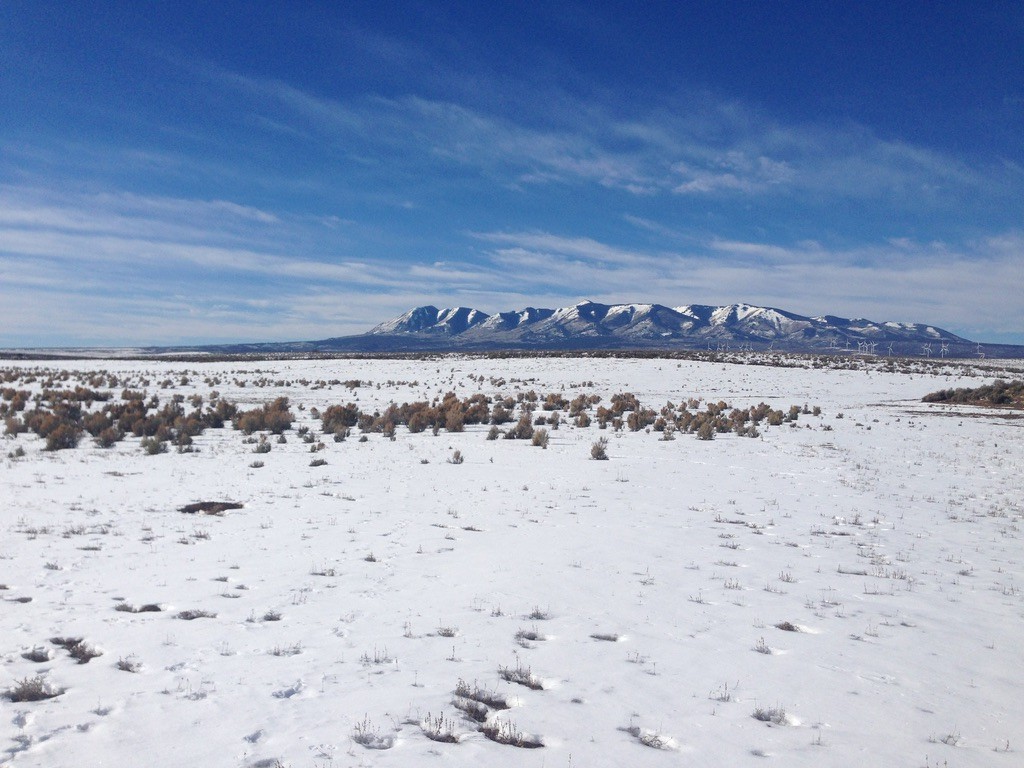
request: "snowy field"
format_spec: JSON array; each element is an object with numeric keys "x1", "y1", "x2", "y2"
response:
[{"x1": 1, "y1": 354, "x2": 1022, "y2": 768}]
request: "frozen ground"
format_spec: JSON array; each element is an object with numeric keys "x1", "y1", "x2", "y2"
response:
[{"x1": 1, "y1": 354, "x2": 1022, "y2": 767}]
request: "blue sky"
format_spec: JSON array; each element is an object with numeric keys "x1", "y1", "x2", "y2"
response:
[{"x1": 2, "y1": 1, "x2": 1022, "y2": 346}]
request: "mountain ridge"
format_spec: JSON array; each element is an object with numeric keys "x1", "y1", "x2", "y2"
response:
[
  {"x1": 364, "y1": 300, "x2": 969, "y2": 351},
  {"x1": 14, "y1": 300, "x2": 1015, "y2": 359}
]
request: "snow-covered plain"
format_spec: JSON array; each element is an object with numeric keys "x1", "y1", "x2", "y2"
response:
[{"x1": 1, "y1": 354, "x2": 1022, "y2": 767}]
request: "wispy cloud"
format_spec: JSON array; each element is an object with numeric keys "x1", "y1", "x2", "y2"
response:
[
  {"x1": 2, "y1": 182, "x2": 1020, "y2": 344},
  {"x1": 0, "y1": 186, "x2": 280, "y2": 240},
  {"x1": 672, "y1": 152, "x2": 795, "y2": 194},
  {"x1": 209, "y1": 67, "x2": 1018, "y2": 216},
  {"x1": 0, "y1": 185, "x2": 510, "y2": 344},
  {"x1": 219, "y1": 72, "x2": 662, "y2": 194},
  {"x1": 473, "y1": 230, "x2": 664, "y2": 267}
]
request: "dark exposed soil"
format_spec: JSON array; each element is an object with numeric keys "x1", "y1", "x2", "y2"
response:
[{"x1": 179, "y1": 501, "x2": 243, "y2": 515}]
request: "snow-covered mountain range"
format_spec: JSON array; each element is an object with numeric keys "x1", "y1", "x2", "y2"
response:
[
  {"x1": 363, "y1": 300, "x2": 968, "y2": 351},
  {"x1": 106, "y1": 300, "x2": 1013, "y2": 358}
]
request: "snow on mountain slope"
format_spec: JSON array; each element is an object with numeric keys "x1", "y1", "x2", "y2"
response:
[
  {"x1": 367, "y1": 301, "x2": 971, "y2": 349},
  {"x1": 369, "y1": 305, "x2": 443, "y2": 334},
  {"x1": 371, "y1": 306, "x2": 490, "y2": 335},
  {"x1": 477, "y1": 307, "x2": 555, "y2": 332},
  {"x1": 435, "y1": 307, "x2": 489, "y2": 335}
]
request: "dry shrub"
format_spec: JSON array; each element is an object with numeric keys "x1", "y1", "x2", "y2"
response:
[
  {"x1": 233, "y1": 397, "x2": 293, "y2": 435},
  {"x1": 45, "y1": 422, "x2": 81, "y2": 451},
  {"x1": 4, "y1": 675, "x2": 64, "y2": 702}
]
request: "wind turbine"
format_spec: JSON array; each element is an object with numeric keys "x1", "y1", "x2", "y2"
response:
[
  {"x1": 976, "y1": 342, "x2": 985, "y2": 359},
  {"x1": 922, "y1": 343, "x2": 933, "y2": 357},
  {"x1": 886, "y1": 343, "x2": 894, "y2": 356},
  {"x1": 940, "y1": 342, "x2": 949, "y2": 358}
]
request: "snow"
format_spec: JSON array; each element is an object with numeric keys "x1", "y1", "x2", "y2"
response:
[
  {"x1": 733, "y1": 303, "x2": 760, "y2": 322},
  {"x1": 710, "y1": 305, "x2": 738, "y2": 325},
  {"x1": 1, "y1": 354, "x2": 1022, "y2": 767},
  {"x1": 369, "y1": 306, "x2": 440, "y2": 334},
  {"x1": 436, "y1": 308, "x2": 487, "y2": 330},
  {"x1": 605, "y1": 303, "x2": 653, "y2": 319}
]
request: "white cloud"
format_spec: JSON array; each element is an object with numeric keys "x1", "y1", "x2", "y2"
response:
[
  {"x1": 672, "y1": 152, "x2": 795, "y2": 195},
  {"x1": 473, "y1": 230, "x2": 663, "y2": 268},
  {"x1": 149, "y1": 61, "x2": 1017, "y2": 234},
  {"x1": 3, "y1": 219, "x2": 1021, "y2": 345}
]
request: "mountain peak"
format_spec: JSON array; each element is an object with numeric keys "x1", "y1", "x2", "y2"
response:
[
  {"x1": 370, "y1": 305, "x2": 490, "y2": 336},
  {"x1": 369, "y1": 305, "x2": 440, "y2": 334}
]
